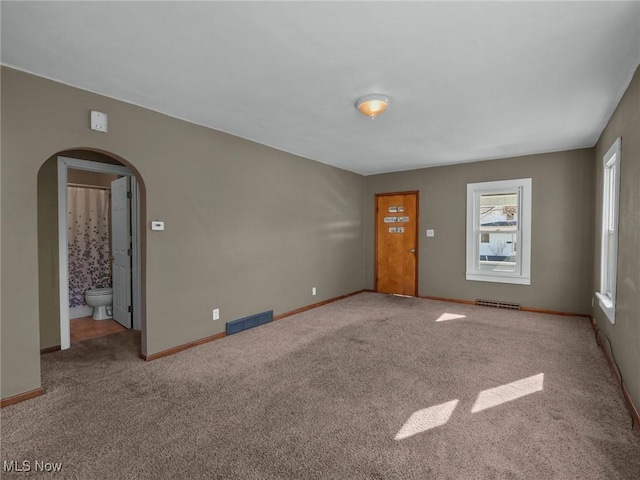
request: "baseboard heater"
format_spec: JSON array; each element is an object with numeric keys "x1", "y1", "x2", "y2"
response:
[
  {"x1": 476, "y1": 299, "x2": 521, "y2": 310},
  {"x1": 226, "y1": 310, "x2": 273, "y2": 335}
]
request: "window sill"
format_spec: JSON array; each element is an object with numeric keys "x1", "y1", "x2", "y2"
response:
[
  {"x1": 466, "y1": 272, "x2": 530, "y2": 285},
  {"x1": 595, "y1": 292, "x2": 615, "y2": 324}
]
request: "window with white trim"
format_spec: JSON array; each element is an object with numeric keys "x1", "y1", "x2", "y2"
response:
[
  {"x1": 596, "y1": 138, "x2": 621, "y2": 324},
  {"x1": 466, "y1": 178, "x2": 532, "y2": 285}
]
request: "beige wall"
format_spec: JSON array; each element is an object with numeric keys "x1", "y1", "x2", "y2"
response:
[
  {"x1": 1, "y1": 67, "x2": 366, "y2": 398},
  {"x1": 365, "y1": 149, "x2": 595, "y2": 314},
  {"x1": 592, "y1": 66, "x2": 640, "y2": 410},
  {"x1": 37, "y1": 158, "x2": 60, "y2": 349}
]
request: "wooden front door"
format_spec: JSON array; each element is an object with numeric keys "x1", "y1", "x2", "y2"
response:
[{"x1": 375, "y1": 192, "x2": 418, "y2": 296}]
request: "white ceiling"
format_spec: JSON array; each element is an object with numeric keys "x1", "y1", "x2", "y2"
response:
[{"x1": 2, "y1": 2, "x2": 639, "y2": 175}]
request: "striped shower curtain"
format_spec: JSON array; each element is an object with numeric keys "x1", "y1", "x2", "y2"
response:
[{"x1": 67, "y1": 186, "x2": 112, "y2": 308}]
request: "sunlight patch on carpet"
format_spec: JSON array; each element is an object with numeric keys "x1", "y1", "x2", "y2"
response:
[
  {"x1": 471, "y1": 373, "x2": 544, "y2": 413},
  {"x1": 394, "y1": 399, "x2": 459, "y2": 440},
  {"x1": 435, "y1": 313, "x2": 467, "y2": 322}
]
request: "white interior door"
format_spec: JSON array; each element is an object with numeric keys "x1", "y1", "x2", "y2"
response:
[{"x1": 111, "y1": 177, "x2": 132, "y2": 328}]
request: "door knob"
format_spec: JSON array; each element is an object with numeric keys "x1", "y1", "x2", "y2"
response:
[{"x1": 409, "y1": 248, "x2": 415, "y2": 253}]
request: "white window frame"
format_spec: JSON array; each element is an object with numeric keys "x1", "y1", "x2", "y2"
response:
[
  {"x1": 466, "y1": 178, "x2": 532, "y2": 285},
  {"x1": 596, "y1": 138, "x2": 621, "y2": 324}
]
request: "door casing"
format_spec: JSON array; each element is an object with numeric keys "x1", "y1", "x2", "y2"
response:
[
  {"x1": 374, "y1": 191, "x2": 420, "y2": 296},
  {"x1": 57, "y1": 156, "x2": 142, "y2": 349}
]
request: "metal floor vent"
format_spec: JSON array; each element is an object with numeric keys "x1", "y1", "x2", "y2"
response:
[
  {"x1": 476, "y1": 299, "x2": 521, "y2": 310},
  {"x1": 226, "y1": 310, "x2": 273, "y2": 335}
]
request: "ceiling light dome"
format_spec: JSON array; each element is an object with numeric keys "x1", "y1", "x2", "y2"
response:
[{"x1": 355, "y1": 94, "x2": 390, "y2": 119}]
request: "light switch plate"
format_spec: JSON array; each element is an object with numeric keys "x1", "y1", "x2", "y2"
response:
[
  {"x1": 426, "y1": 229, "x2": 435, "y2": 237},
  {"x1": 151, "y1": 221, "x2": 164, "y2": 231}
]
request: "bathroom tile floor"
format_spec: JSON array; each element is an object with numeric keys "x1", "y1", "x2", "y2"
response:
[{"x1": 70, "y1": 316, "x2": 127, "y2": 344}]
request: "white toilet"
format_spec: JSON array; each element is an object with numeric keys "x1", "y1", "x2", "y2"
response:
[{"x1": 85, "y1": 288, "x2": 113, "y2": 320}]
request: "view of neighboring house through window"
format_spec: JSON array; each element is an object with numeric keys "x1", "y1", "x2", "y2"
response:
[
  {"x1": 596, "y1": 137, "x2": 621, "y2": 324},
  {"x1": 466, "y1": 178, "x2": 532, "y2": 285}
]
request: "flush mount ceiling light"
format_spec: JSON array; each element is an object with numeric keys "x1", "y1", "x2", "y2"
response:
[{"x1": 355, "y1": 94, "x2": 390, "y2": 119}]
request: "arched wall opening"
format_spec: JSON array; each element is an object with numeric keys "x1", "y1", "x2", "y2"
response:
[{"x1": 37, "y1": 148, "x2": 147, "y2": 356}]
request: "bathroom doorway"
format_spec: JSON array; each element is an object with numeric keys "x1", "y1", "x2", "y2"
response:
[{"x1": 57, "y1": 156, "x2": 142, "y2": 350}]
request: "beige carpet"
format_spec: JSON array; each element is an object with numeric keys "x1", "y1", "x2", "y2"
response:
[{"x1": 2, "y1": 293, "x2": 639, "y2": 479}]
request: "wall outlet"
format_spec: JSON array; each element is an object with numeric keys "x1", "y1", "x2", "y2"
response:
[
  {"x1": 213, "y1": 308, "x2": 220, "y2": 321},
  {"x1": 312, "y1": 287, "x2": 317, "y2": 296}
]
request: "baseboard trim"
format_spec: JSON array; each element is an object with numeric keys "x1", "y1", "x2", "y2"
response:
[
  {"x1": 142, "y1": 289, "x2": 372, "y2": 361},
  {"x1": 520, "y1": 306, "x2": 590, "y2": 318},
  {"x1": 622, "y1": 383, "x2": 640, "y2": 434},
  {"x1": 141, "y1": 332, "x2": 227, "y2": 361},
  {"x1": 69, "y1": 306, "x2": 93, "y2": 319},
  {"x1": 40, "y1": 345, "x2": 61, "y2": 355},
  {"x1": 590, "y1": 318, "x2": 640, "y2": 433},
  {"x1": 419, "y1": 295, "x2": 476, "y2": 306},
  {"x1": 273, "y1": 289, "x2": 371, "y2": 321},
  {"x1": 1, "y1": 388, "x2": 45, "y2": 408},
  {"x1": 419, "y1": 295, "x2": 590, "y2": 317}
]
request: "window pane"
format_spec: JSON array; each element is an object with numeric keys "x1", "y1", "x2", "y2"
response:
[
  {"x1": 608, "y1": 167, "x2": 616, "y2": 231},
  {"x1": 607, "y1": 231, "x2": 615, "y2": 294},
  {"x1": 478, "y1": 232, "x2": 517, "y2": 272},
  {"x1": 479, "y1": 193, "x2": 518, "y2": 231}
]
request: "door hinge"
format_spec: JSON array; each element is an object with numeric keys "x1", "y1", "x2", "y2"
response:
[
  {"x1": 127, "y1": 248, "x2": 132, "y2": 256},
  {"x1": 127, "y1": 191, "x2": 132, "y2": 199},
  {"x1": 128, "y1": 305, "x2": 133, "y2": 313}
]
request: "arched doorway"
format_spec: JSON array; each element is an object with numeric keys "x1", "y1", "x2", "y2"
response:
[{"x1": 37, "y1": 148, "x2": 147, "y2": 356}]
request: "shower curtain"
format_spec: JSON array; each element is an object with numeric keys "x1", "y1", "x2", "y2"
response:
[{"x1": 68, "y1": 186, "x2": 112, "y2": 308}]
